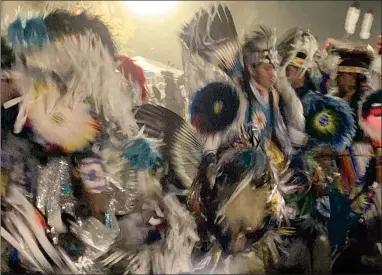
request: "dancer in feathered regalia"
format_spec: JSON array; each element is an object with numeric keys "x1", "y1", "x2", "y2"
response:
[
  {"x1": 1, "y1": 8, "x2": 183, "y2": 274},
  {"x1": 332, "y1": 36, "x2": 382, "y2": 274},
  {"x1": 2, "y1": 3, "x2": 381, "y2": 275},
  {"x1": 280, "y1": 36, "x2": 380, "y2": 273},
  {"x1": 134, "y1": 4, "x2": 306, "y2": 273}
]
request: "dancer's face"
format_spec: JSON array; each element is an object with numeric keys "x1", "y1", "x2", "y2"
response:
[
  {"x1": 336, "y1": 72, "x2": 357, "y2": 99},
  {"x1": 286, "y1": 65, "x2": 305, "y2": 89},
  {"x1": 251, "y1": 63, "x2": 276, "y2": 90}
]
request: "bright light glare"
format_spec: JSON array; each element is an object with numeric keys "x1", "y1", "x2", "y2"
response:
[{"x1": 124, "y1": 1, "x2": 177, "y2": 16}]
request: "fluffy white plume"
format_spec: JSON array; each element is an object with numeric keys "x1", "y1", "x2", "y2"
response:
[
  {"x1": 360, "y1": 12, "x2": 374, "y2": 40},
  {"x1": 11, "y1": 32, "x2": 138, "y2": 138},
  {"x1": 345, "y1": 5, "x2": 361, "y2": 35}
]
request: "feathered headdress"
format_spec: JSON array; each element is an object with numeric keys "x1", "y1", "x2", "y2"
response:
[
  {"x1": 242, "y1": 25, "x2": 280, "y2": 68},
  {"x1": 180, "y1": 3, "x2": 243, "y2": 79},
  {"x1": 276, "y1": 27, "x2": 319, "y2": 74},
  {"x1": 6, "y1": 9, "x2": 116, "y2": 57},
  {"x1": 326, "y1": 39, "x2": 374, "y2": 76}
]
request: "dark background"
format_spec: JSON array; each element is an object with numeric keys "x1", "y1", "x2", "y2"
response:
[
  {"x1": 125, "y1": 1, "x2": 382, "y2": 69},
  {"x1": 1, "y1": 1, "x2": 381, "y2": 70}
]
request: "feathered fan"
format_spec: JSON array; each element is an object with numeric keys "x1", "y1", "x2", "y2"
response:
[
  {"x1": 134, "y1": 104, "x2": 203, "y2": 188},
  {"x1": 180, "y1": 3, "x2": 243, "y2": 79},
  {"x1": 302, "y1": 93, "x2": 356, "y2": 150}
]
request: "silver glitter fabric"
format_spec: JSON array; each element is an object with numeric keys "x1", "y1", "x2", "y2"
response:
[
  {"x1": 71, "y1": 217, "x2": 119, "y2": 253},
  {"x1": 99, "y1": 144, "x2": 140, "y2": 216},
  {"x1": 36, "y1": 157, "x2": 73, "y2": 231}
]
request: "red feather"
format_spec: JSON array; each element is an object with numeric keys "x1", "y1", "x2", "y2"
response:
[{"x1": 118, "y1": 55, "x2": 148, "y2": 103}]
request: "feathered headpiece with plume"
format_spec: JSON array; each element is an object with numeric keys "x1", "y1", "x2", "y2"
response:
[
  {"x1": 242, "y1": 25, "x2": 280, "y2": 68},
  {"x1": 277, "y1": 27, "x2": 319, "y2": 74},
  {"x1": 324, "y1": 39, "x2": 374, "y2": 78}
]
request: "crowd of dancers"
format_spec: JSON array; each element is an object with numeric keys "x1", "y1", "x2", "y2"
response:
[{"x1": 1, "y1": 3, "x2": 381, "y2": 274}]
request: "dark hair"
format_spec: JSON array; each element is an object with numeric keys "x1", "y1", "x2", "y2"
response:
[
  {"x1": 44, "y1": 9, "x2": 117, "y2": 57},
  {"x1": 350, "y1": 73, "x2": 368, "y2": 141}
]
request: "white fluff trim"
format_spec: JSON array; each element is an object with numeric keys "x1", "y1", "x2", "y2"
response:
[{"x1": 11, "y1": 32, "x2": 138, "y2": 137}]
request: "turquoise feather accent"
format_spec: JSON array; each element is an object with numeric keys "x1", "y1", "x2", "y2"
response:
[
  {"x1": 7, "y1": 17, "x2": 49, "y2": 49},
  {"x1": 24, "y1": 17, "x2": 49, "y2": 49},
  {"x1": 7, "y1": 18, "x2": 24, "y2": 47},
  {"x1": 122, "y1": 138, "x2": 161, "y2": 170}
]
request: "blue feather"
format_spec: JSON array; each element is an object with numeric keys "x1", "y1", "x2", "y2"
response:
[
  {"x1": 327, "y1": 189, "x2": 350, "y2": 248},
  {"x1": 7, "y1": 18, "x2": 24, "y2": 47},
  {"x1": 227, "y1": 59, "x2": 243, "y2": 78},
  {"x1": 8, "y1": 248, "x2": 20, "y2": 265},
  {"x1": 122, "y1": 138, "x2": 161, "y2": 170},
  {"x1": 24, "y1": 17, "x2": 49, "y2": 49}
]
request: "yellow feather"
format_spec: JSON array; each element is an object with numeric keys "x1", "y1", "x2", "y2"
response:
[{"x1": 223, "y1": 184, "x2": 270, "y2": 236}]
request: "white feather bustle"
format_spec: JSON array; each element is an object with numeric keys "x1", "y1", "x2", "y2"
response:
[
  {"x1": 97, "y1": 126, "x2": 164, "y2": 215},
  {"x1": 116, "y1": 194, "x2": 199, "y2": 274},
  {"x1": 368, "y1": 55, "x2": 381, "y2": 91},
  {"x1": 11, "y1": 32, "x2": 138, "y2": 138},
  {"x1": 2, "y1": 186, "x2": 69, "y2": 273},
  {"x1": 275, "y1": 68, "x2": 306, "y2": 143},
  {"x1": 352, "y1": 142, "x2": 374, "y2": 177}
]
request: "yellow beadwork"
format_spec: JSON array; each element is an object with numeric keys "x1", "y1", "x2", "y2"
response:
[{"x1": 213, "y1": 100, "x2": 224, "y2": 114}]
